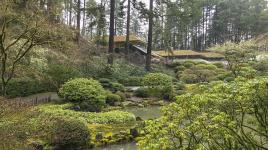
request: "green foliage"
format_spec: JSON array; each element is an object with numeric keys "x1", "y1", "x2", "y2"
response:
[
  {"x1": 212, "y1": 62, "x2": 225, "y2": 68},
  {"x1": 46, "y1": 64, "x2": 81, "y2": 89},
  {"x1": 38, "y1": 104, "x2": 136, "y2": 124},
  {"x1": 1, "y1": 78, "x2": 51, "y2": 98},
  {"x1": 110, "y1": 82, "x2": 125, "y2": 92},
  {"x1": 58, "y1": 78, "x2": 106, "y2": 112},
  {"x1": 138, "y1": 77, "x2": 268, "y2": 149},
  {"x1": 253, "y1": 57, "x2": 268, "y2": 75},
  {"x1": 143, "y1": 73, "x2": 172, "y2": 88},
  {"x1": 119, "y1": 76, "x2": 143, "y2": 86},
  {"x1": 180, "y1": 64, "x2": 219, "y2": 83},
  {"x1": 81, "y1": 57, "x2": 146, "y2": 84},
  {"x1": 106, "y1": 93, "x2": 121, "y2": 106},
  {"x1": 98, "y1": 78, "x2": 125, "y2": 92},
  {"x1": 142, "y1": 73, "x2": 173, "y2": 99},
  {"x1": 115, "y1": 91, "x2": 126, "y2": 101},
  {"x1": 47, "y1": 117, "x2": 90, "y2": 150},
  {"x1": 209, "y1": 41, "x2": 258, "y2": 77},
  {"x1": 134, "y1": 88, "x2": 150, "y2": 98}
]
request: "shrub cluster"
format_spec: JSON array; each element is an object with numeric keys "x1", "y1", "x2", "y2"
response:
[
  {"x1": 46, "y1": 63, "x2": 81, "y2": 89},
  {"x1": 134, "y1": 88, "x2": 149, "y2": 98},
  {"x1": 142, "y1": 73, "x2": 173, "y2": 100},
  {"x1": 99, "y1": 78, "x2": 125, "y2": 92},
  {"x1": 58, "y1": 78, "x2": 106, "y2": 112},
  {"x1": 47, "y1": 117, "x2": 90, "y2": 150},
  {"x1": 0, "y1": 77, "x2": 52, "y2": 98},
  {"x1": 171, "y1": 61, "x2": 229, "y2": 83},
  {"x1": 106, "y1": 93, "x2": 121, "y2": 106},
  {"x1": 38, "y1": 104, "x2": 136, "y2": 124}
]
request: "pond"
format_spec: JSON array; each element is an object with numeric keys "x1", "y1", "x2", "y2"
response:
[
  {"x1": 93, "y1": 142, "x2": 137, "y2": 150},
  {"x1": 93, "y1": 105, "x2": 162, "y2": 150},
  {"x1": 123, "y1": 105, "x2": 162, "y2": 120}
]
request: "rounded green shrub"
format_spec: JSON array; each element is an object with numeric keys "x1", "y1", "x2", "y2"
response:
[
  {"x1": 47, "y1": 117, "x2": 90, "y2": 150},
  {"x1": 134, "y1": 88, "x2": 149, "y2": 98},
  {"x1": 175, "y1": 65, "x2": 186, "y2": 73},
  {"x1": 142, "y1": 73, "x2": 173, "y2": 99},
  {"x1": 99, "y1": 78, "x2": 112, "y2": 89},
  {"x1": 115, "y1": 91, "x2": 126, "y2": 101},
  {"x1": 111, "y1": 82, "x2": 125, "y2": 92},
  {"x1": 58, "y1": 78, "x2": 106, "y2": 112},
  {"x1": 182, "y1": 61, "x2": 195, "y2": 68},
  {"x1": 213, "y1": 62, "x2": 225, "y2": 68},
  {"x1": 106, "y1": 93, "x2": 121, "y2": 106},
  {"x1": 142, "y1": 73, "x2": 172, "y2": 88}
]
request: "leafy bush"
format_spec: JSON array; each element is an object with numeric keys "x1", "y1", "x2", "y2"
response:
[
  {"x1": 58, "y1": 78, "x2": 106, "y2": 112},
  {"x1": 179, "y1": 63, "x2": 227, "y2": 84},
  {"x1": 143, "y1": 73, "x2": 172, "y2": 88},
  {"x1": 115, "y1": 91, "x2": 126, "y2": 101},
  {"x1": 138, "y1": 78, "x2": 268, "y2": 149},
  {"x1": 47, "y1": 117, "x2": 90, "y2": 150},
  {"x1": 253, "y1": 58, "x2": 268, "y2": 75},
  {"x1": 119, "y1": 76, "x2": 143, "y2": 86},
  {"x1": 99, "y1": 78, "x2": 125, "y2": 92},
  {"x1": 111, "y1": 82, "x2": 125, "y2": 92},
  {"x1": 106, "y1": 93, "x2": 121, "y2": 106},
  {"x1": 99, "y1": 78, "x2": 112, "y2": 89},
  {"x1": 134, "y1": 88, "x2": 150, "y2": 98},
  {"x1": 1, "y1": 77, "x2": 52, "y2": 98},
  {"x1": 182, "y1": 61, "x2": 195, "y2": 68},
  {"x1": 142, "y1": 73, "x2": 173, "y2": 99},
  {"x1": 213, "y1": 62, "x2": 225, "y2": 68},
  {"x1": 46, "y1": 64, "x2": 81, "y2": 89}
]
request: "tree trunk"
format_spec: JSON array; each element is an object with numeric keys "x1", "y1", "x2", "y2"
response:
[
  {"x1": 69, "y1": 0, "x2": 73, "y2": 26},
  {"x1": 82, "y1": 0, "x2": 86, "y2": 36},
  {"x1": 108, "y1": 0, "x2": 115, "y2": 65},
  {"x1": 125, "y1": 0, "x2": 131, "y2": 59},
  {"x1": 146, "y1": 0, "x2": 153, "y2": 71},
  {"x1": 76, "y1": 0, "x2": 81, "y2": 43}
]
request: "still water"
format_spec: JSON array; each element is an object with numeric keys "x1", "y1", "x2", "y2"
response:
[{"x1": 93, "y1": 106, "x2": 162, "y2": 150}]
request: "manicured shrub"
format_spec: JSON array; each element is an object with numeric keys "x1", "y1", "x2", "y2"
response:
[
  {"x1": 142, "y1": 73, "x2": 173, "y2": 99},
  {"x1": 179, "y1": 63, "x2": 226, "y2": 83},
  {"x1": 182, "y1": 61, "x2": 195, "y2": 68},
  {"x1": 196, "y1": 64, "x2": 217, "y2": 70},
  {"x1": 134, "y1": 88, "x2": 149, "y2": 98},
  {"x1": 99, "y1": 78, "x2": 112, "y2": 89},
  {"x1": 47, "y1": 117, "x2": 90, "y2": 150},
  {"x1": 180, "y1": 72, "x2": 198, "y2": 84},
  {"x1": 99, "y1": 78, "x2": 125, "y2": 92},
  {"x1": 175, "y1": 65, "x2": 186, "y2": 73},
  {"x1": 58, "y1": 78, "x2": 106, "y2": 112},
  {"x1": 106, "y1": 93, "x2": 121, "y2": 106},
  {"x1": 143, "y1": 73, "x2": 172, "y2": 88},
  {"x1": 213, "y1": 62, "x2": 225, "y2": 68},
  {"x1": 111, "y1": 82, "x2": 125, "y2": 92}
]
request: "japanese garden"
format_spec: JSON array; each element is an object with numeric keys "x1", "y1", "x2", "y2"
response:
[{"x1": 0, "y1": 0, "x2": 268, "y2": 150}]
